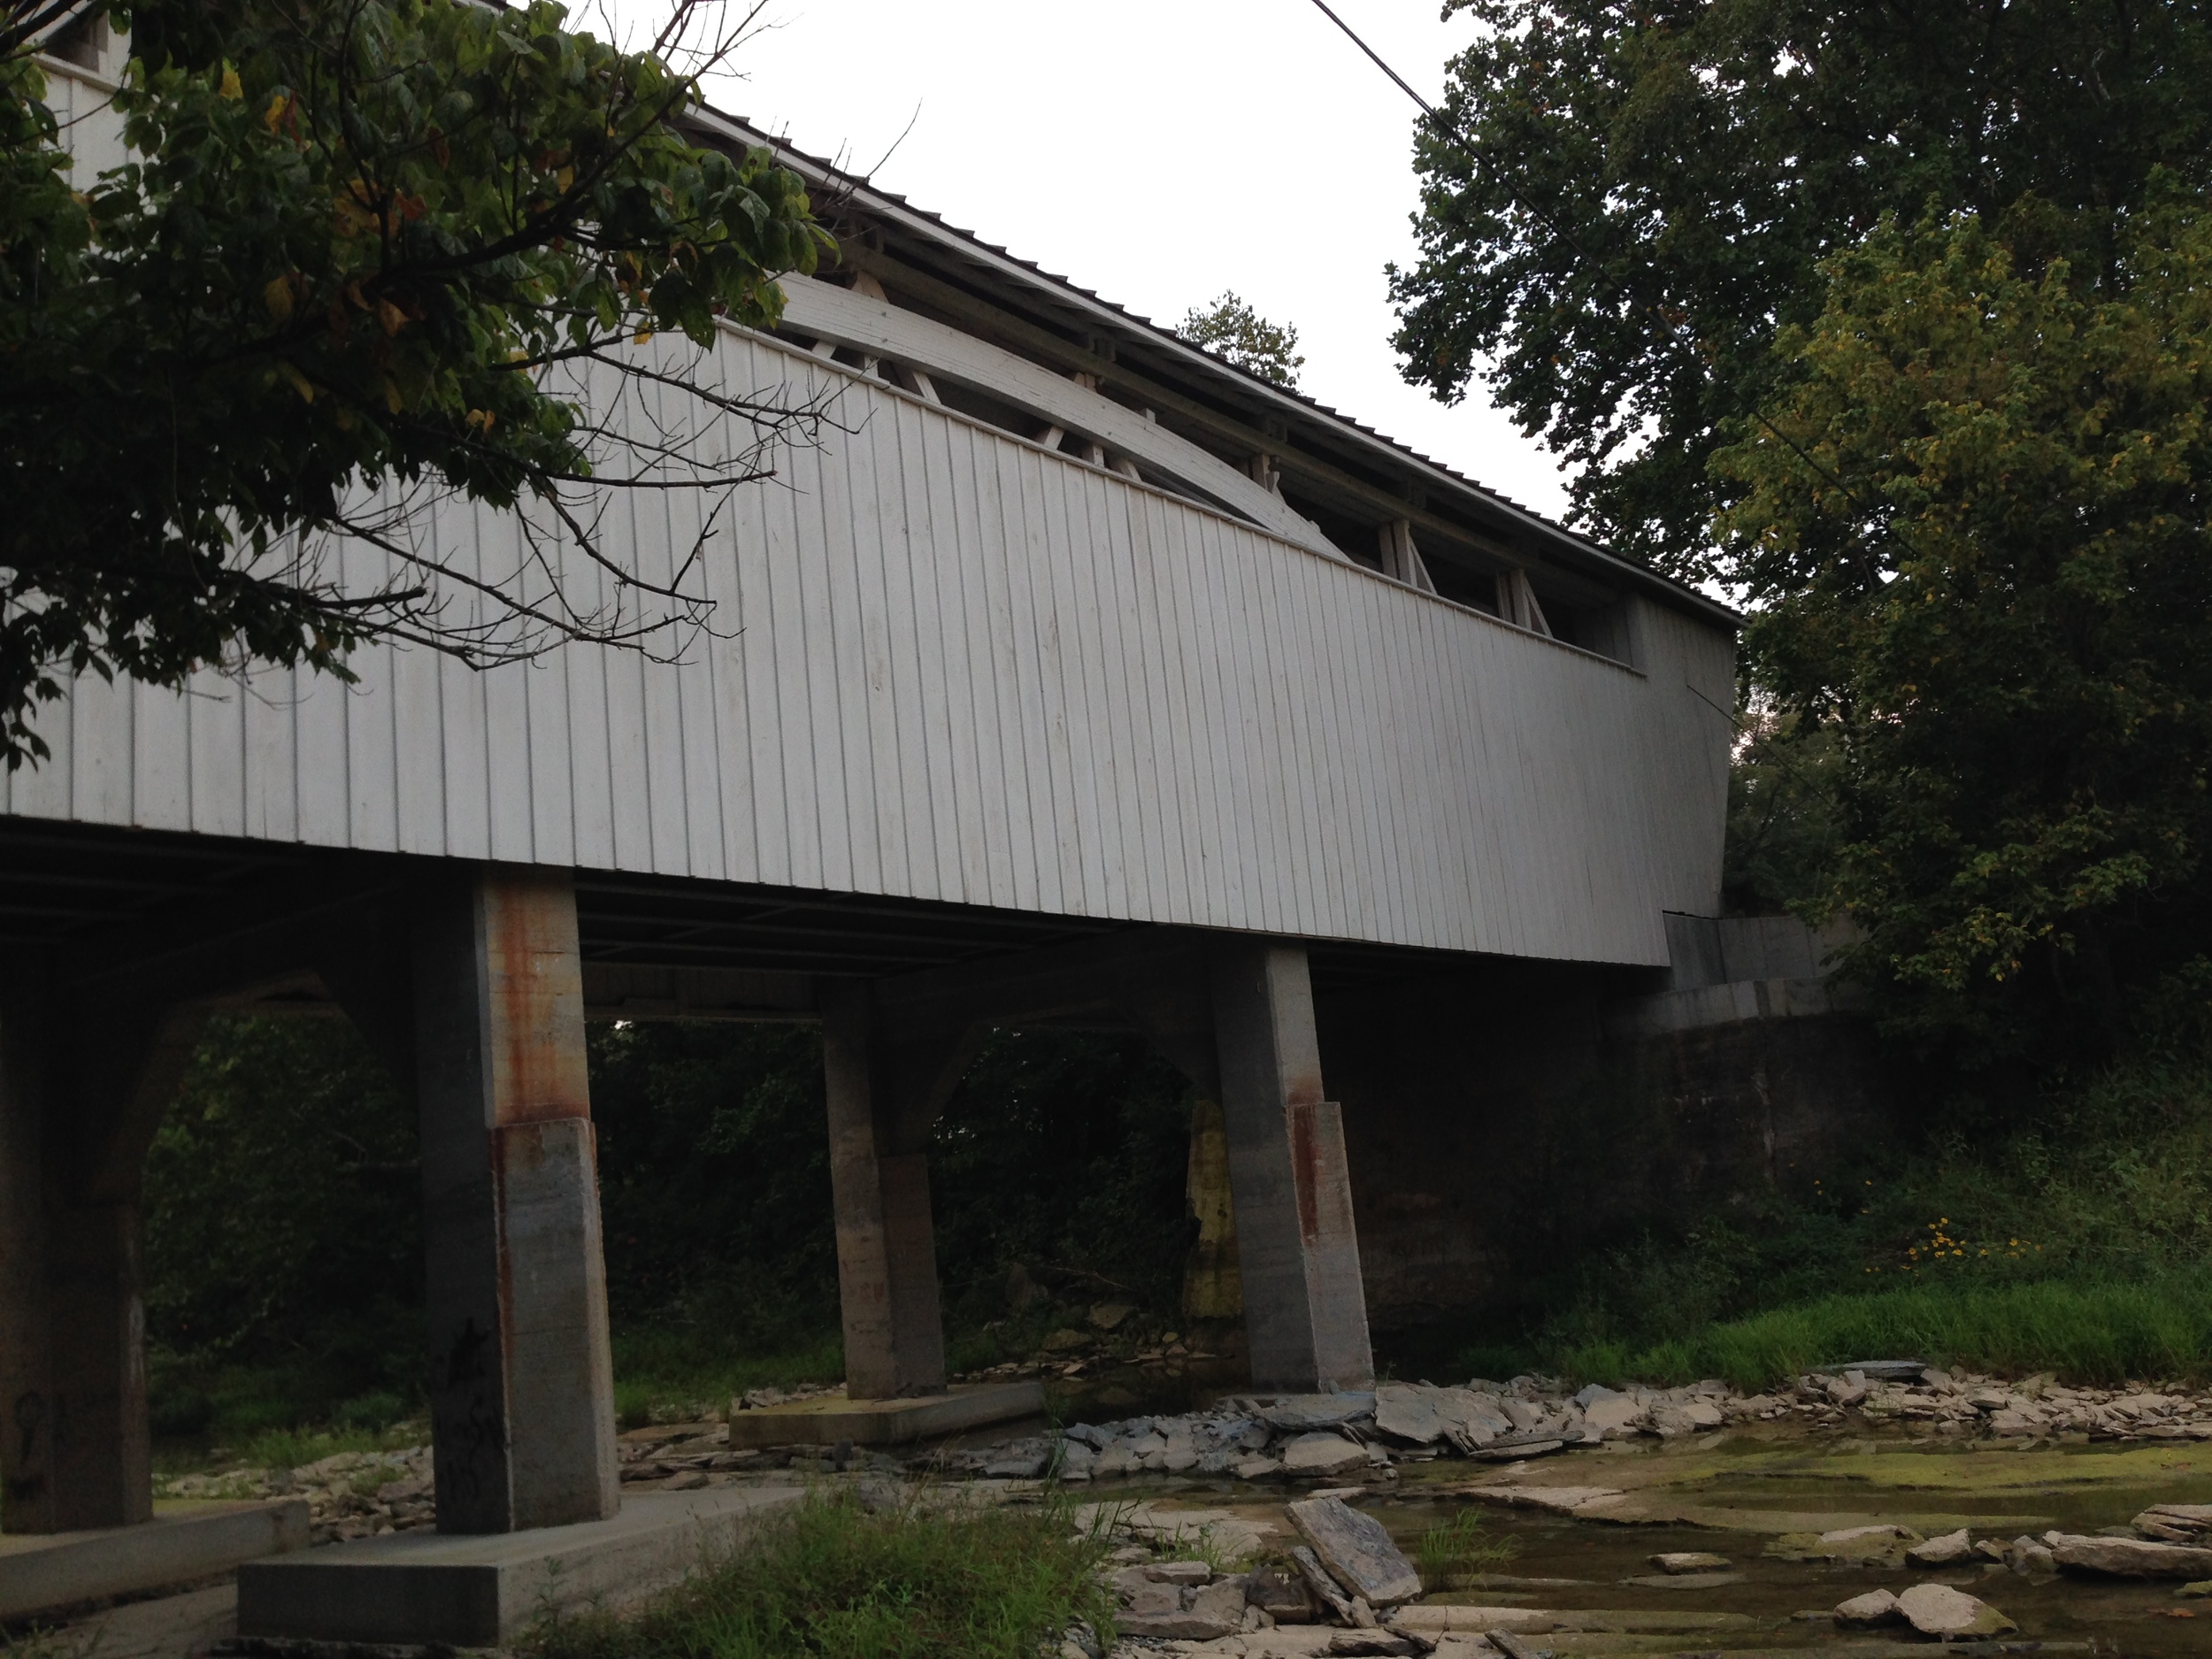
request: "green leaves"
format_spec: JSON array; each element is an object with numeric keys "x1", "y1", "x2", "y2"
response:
[
  {"x1": 1716, "y1": 201, "x2": 2212, "y2": 1059},
  {"x1": 1408, "y1": 4, "x2": 2212, "y2": 1057},
  {"x1": 1179, "y1": 290, "x2": 1305, "y2": 389},
  {"x1": 1394, "y1": 0, "x2": 2212, "y2": 580},
  {"x1": 0, "y1": 0, "x2": 829, "y2": 767}
]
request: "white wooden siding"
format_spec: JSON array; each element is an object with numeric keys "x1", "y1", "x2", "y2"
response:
[{"x1": 3, "y1": 329, "x2": 1732, "y2": 966}]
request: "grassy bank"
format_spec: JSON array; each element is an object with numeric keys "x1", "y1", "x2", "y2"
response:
[
  {"x1": 142, "y1": 997, "x2": 2212, "y2": 1440},
  {"x1": 1552, "y1": 1274, "x2": 2212, "y2": 1392},
  {"x1": 1417, "y1": 1052, "x2": 2212, "y2": 1391},
  {"x1": 525, "y1": 1490, "x2": 1116, "y2": 1659},
  {"x1": 610, "y1": 1325, "x2": 846, "y2": 1426}
]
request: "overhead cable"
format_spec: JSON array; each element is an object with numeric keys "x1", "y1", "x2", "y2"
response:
[{"x1": 1297, "y1": 0, "x2": 1893, "y2": 586}]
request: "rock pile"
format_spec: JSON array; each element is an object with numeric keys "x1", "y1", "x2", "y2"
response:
[
  {"x1": 966, "y1": 1308, "x2": 1227, "y2": 1388},
  {"x1": 941, "y1": 1393, "x2": 1372, "y2": 1481},
  {"x1": 618, "y1": 1417, "x2": 905, "y2": 1484},
  {"x1": 1807, "y1": 1506, "x2": 2212, "y2": 1586},
  {"x1": 2046, "y1": 1506, "x2": 2212, "y2": 1578},
  {"x1": 948, "y1": 1376, "x2": 1740, "y2": 1483},
  {"x1": 952, "y1": 1364, "x2": 2212, "y2": 1483},
  {"x1": 1111, "y1": 1556, "x2": 1259, "y2": 1642},
  {"x1": 733, "y1": 1381, "x2": 841, "y2": 1412},
  {"x1": 1779, "y1": 1367, "x2": 2212, "y2": 1440},
  {"x1": 617, "y1": 1418, "x2": 775, "y2": 1488},
  {"x1": 1100, "y1": 1496, "x2": 1426, "y2": 1651},
  {"x1": 157, "y1": 1446, "x2": 434, "y2": 1543}
]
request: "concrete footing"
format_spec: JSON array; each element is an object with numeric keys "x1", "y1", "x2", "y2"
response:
[
  {"x1": 236, "y1": 1486, "x2": 804, "y2": 1645},
  {"x1": 0, "y1": 1498, "x2": 308, "y2": 1621},
  {"x1": 724, "y1": 1381, "x2": 1045, "y2": 1448}
]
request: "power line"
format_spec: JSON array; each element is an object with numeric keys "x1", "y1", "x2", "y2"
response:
[
  {"x1": 1298, "y1": 0, "x2": 1892, "y2": 583},
  {"x1": 1302, "y1": 0, "x2": 1438, "y2": 118}
]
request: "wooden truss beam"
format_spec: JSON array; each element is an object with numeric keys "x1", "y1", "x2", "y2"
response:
[
  {"x1": 835, "y1": 247, "x2": 1607, "y2": 598},
  {"x1": 777, "y1": 278, "x2": 1348, "y2": 565}
]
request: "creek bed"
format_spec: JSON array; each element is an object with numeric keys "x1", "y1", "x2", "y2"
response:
[{"x1": 1104, "y1": 1426, "x2": 2212, "y2": 1656}]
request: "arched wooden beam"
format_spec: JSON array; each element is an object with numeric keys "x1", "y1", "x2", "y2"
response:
[{"x1": 774, "y1": 278, "x2": 1348, "y2": 565}]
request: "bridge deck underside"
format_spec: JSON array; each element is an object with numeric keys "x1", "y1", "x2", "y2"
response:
[{"x1": 0, "y1": 818, "x2": 1456, "y2": 1003}]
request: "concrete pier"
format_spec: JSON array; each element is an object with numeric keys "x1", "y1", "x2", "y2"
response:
[
  {"x1": 821, "y1": 985, "x2": 948, "y2": 1401},
  {"x1": 43, "y1": 1199, "x2": 152, "y2": 1529},
  {"x1": 412, "y1": 867, "x2": 620, "y2": 1532},
  {"x1": 0, "y1": 988, "x2": 152, "y2": 1534},
  {"x1": 816, "y1": 931, "x2": 1377, "y2": 1400},
  {"x1": 1210, "y1": 942, "x2": 1373, "y2": 1392}
]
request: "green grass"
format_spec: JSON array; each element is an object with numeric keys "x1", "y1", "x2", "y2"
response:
[
  {"x1": 0, "y1": 1624, "x2": 84, "y2": 1659},
  {"x1": 234, "y1": 1422, "x2": 426, "y2": 1470},
  {"x1": 149, "y1": 1348, "x2": 420, "y2": 1441},
  {"x1": 153, "y1": 1419, "x2": 427, "y2": 1479},
  {"x1": 152, "y1": 1322, "x2": 854, "y2": 1451},
  {"x1": 1397, "y1": 1052, "x2": 2212, "y2": 1392},
  {"x1": 1415, "y1": 1511, "x2": 1519, "y2": 1591},
  {"x1": 523, "y1": 1489, "x2": 1118, "y2": 1659},
  {"x1": 1554, "y1": 1273, "x2": 2212, "y2": 1392},
  {"x1": 610, "y1": 1327, "x2": 847, "y2": 1428}
]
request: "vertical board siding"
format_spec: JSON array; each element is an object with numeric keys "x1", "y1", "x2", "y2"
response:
[{"x1": 4, "y1": 330, "x2": 1728, "y2": 966}]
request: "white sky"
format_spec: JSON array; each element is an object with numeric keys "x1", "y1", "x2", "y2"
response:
[{"x1": 632, "y1": 0, "x2": 1574, "y2": 522}]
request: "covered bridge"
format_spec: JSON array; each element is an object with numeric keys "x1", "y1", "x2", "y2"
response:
[{"x1": 2, "y1": 34, "x2": 1738, "y2": 1544}]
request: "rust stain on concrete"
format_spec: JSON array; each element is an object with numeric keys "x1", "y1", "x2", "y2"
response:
[
  {"x1": 488, "y1": 876, "x2": 588, "y2": 1126},
  {"x1": 1291, "y1": 1102, "x2": 1323, "y2": 1247}
]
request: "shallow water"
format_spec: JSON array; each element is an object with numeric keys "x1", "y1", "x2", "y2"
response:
[{"x1": 1105, "y1": 1426, "x2": 2212, "y2": 1656}]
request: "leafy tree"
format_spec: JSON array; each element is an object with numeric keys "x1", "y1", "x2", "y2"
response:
[
  {"x1": 589, "y1": 1019, "x2": 836, "y2": 1337},
  {"x1": 1714, "y1": 196, "x2": 2212, "y2": 1061},
  {"x1": 145, "y1": 1017, "x2": 421, "y2": 1394},
  {"x1": 589, "y1": 1021, "x2": 1195, "y2": 1335},
  {"x1": 1179, "y1": 290, "x2": 1304, "y2": 388},
  {"x1": 930, "y1": 1029, "x2": 1194, "y2": 1321},
  {"x1": 1722, "y1": 705, "x2": 1841, "y2": 918},
  {"x1": 143, "y1": 1010, "x2": 1198, "y2": 1424},
  {"x1": 0, "y1": 0, "x2": 828, "y2": 768},
  {"x1": 1391, "y1": 1, "x2": 2212, "y2": 580}
]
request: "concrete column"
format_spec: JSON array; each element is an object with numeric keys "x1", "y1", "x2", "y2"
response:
[
  {"x1": 0, "y1": 992, "x2": 54, "y2": 1534},
  {"x1": 1210, "y1": 941, "x2": 1373, "y2": 1392},
  {"x1": 47, "y1": 1202, "x2": 150, "y2": 1528},
  {"x1": 0, "y1": 993, "x2": 151, "y2": 1532},
  {"x1": 1180, "y1": 1096, "x2": 1242, "y2": 1323},
  {"x1": 821, "y1": 985, "x2": 946, "y2": 1401},
  {"x1": 413, "y1": 867, "x2": 618, "y2": 1534}
]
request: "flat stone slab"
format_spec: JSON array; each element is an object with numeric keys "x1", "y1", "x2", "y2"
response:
[
  {"x1": 39, "y1": 1582, "x2": 238, "y2": 1659},
  {"x1": 237, "y1": 1486, "x2": 803, "y2": 1645},
  {"x1": 0, "y1": 1499, "x2": 308, "y2": 1621},
  {"x1": 1462, "y1": 1485, "x2": 1625, "y2": 1517},
  {"x1": 724, "y1": 1381, "x2": 1043, "y2": 1448},
  {"x1": 1286, "y1": 1496, "x2": 1421, "y2": 1605}
]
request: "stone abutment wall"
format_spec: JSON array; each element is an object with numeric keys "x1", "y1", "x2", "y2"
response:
[{"x1": 1312, "y1": 964, "x2": 1898, "y2": 1333}]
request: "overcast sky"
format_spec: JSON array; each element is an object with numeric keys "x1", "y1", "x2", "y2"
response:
[{"x1": 629, "y1": 0, "x2": 1574, "y2": 521}]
